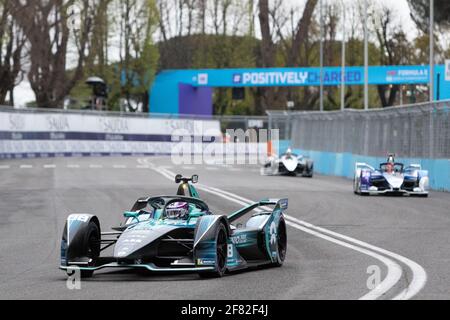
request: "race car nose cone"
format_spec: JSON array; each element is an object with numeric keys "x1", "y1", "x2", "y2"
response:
[
  {"x1": 282, "y1": 158, "x2": 298, "y2": 172},
  {"x1": 114, "y1": 230, "x2": 153, "y2": 259},
  {"x1": 384, "y1": 174, "x2": 404, "y2": 189},
  {"x1": 114, "y1": 224, "x2": 177, "y2": 259},
  {"x1": 117, "y1": 249, "x2": 132, "y2": 258}
]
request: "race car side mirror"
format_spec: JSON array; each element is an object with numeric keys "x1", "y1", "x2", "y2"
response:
[
  {"x1": 192, "y1": 175, "x2": 199, "y2": 184},
  {"x1": 175, "y1": 174, "x2": 183, "y2": 184}
]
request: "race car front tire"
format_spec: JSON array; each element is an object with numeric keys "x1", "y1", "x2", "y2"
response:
[
  {"x1": 199, "y1": 223, "x2": 228, "y2": 279},
  {"x1": 77, "y1": 221, "x2": 101, "y2": 278},
  {"x1": 272, "y1": 218, "x2": 287, "y2": 268},
  {"x1": 302, "y1": 172, "x2": 313, "y2": 178}
]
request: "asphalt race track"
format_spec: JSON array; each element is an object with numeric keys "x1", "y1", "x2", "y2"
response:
[{"x1": 0, "y1": 157, "x2": 449, "y2": 300}]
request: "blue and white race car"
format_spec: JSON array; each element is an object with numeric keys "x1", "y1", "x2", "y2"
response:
[{"x1": 353, "y1": 155, "x2": 429, "y2": 197}]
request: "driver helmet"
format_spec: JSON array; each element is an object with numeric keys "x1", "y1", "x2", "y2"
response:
[
  {"x1": 166, "y1": 202, "x2": 190, "y2": 220},
  {"x1": 386, "y1": 155, "x2": 395, "y2": 174},
  {"x1": 387, "y1": 154, "x2": 395, "y2": 164},
  {"x1": 386, "y1": 163, "x2": 394, "y2": 174},
  {"x1": 286, "y1": 148, "x2": 293, "y2": 158}
]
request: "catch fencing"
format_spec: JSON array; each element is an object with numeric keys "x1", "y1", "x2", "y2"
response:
[{"x1": 268, "y1": 101, "x2": 450, "y2": 160}]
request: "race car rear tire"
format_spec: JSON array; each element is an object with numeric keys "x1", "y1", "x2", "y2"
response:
[
  {"x1": 272, "y1": 218, "x2": 287, "y2": 268},
  {"x1": 80, "y1": 222, "x2": 101, "y2": 278},
  {"x1": 199, "y1": 223, "x2": 228, "y2": 279}
]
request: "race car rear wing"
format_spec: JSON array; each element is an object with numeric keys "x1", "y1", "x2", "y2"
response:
[{"x1": 228, "y1": 199, "x2": 288, "y2": 224}]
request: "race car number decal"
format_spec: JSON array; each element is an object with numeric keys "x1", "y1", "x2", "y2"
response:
[
  {"x1": 270, "y1": 222, "x2": 278, "y2": 245},
  {"x1": 228, "y1": 244, "x2": 234, "y2": 258}
]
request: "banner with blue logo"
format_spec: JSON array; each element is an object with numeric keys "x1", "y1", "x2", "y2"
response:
[
  {"x1": 187, "y1": 66, "x2": 431, "y2": 87},
  {"x1": 150, "y1": 65, "x2": 449, "y2": 115}
]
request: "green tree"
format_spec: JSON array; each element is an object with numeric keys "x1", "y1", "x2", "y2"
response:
[
  {"x1": 110, "y1": 0, "x2": 159, "y2": 112},
  {"x1": 0, "y1": 0, "x2": 26, "y2": 105},
  {"x1": 407, "y1": 0, "x2": 450, "y2": 32}
]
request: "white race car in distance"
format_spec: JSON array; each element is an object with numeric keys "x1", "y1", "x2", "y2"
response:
[{"x1": 262, "y1": 149, "x2": 314, "y2": 178}]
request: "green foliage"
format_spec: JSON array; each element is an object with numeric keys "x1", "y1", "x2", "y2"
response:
[
  {"x1": 68, "y1": 0, "x2": 160, "y2": 112},
  {"x1": 407, "y1": 0, "x2": 450, "y2": 32},
  {"x1": 50, "y1": 0, "x2": 450, "y2": 113}
]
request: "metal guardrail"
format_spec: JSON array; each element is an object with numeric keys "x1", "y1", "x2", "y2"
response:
[{"x1": 268, "y1": 100, "x2": 450, "y2": 159}]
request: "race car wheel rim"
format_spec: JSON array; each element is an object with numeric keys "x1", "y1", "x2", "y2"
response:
[
  {"x1": 277, "y1": 221, "x2": 287, "y2": 262},
  {"x1": 217, "y1": 228, "x2": 227, "y2": 271},
  {"x1": 86, "y1": 225, "x2": 100, "y2": 265}
]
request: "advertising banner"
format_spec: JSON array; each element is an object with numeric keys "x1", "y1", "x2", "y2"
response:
[
  {"x1": 0, "y1": 111, "x2": 222, "y2": 159},
  {"x1": 445, "y1": 60, "x2": 450, "y2": 81},
  {"x1": 188, "y1": 66, "x2": 431, "y2": 88}
]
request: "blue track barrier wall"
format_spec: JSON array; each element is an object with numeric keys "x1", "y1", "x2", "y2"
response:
[{"x1": 279, "y1": 141, "x2": 450, "y2": 192}]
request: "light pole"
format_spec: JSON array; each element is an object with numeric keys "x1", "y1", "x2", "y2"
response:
[
  {"x1": 429, "y1": 0, "x2": 435, "y2": 160},
  {"x1": 341, "y1": 0, "x2": 346, "y2": 112},
  {"x1": 364, "y1": 0, "x2": 369, "y2": 110},
  {"x1": 429, "y1": 0, "x2": 435, "y2": 102},
  {"x1": 319, "y1": 0, "x2": 324, "y2": 112}
]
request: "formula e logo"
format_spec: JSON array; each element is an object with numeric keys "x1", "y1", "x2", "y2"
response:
[
  {"x1": 197, "y1": 73, "x2": 209, "y2": 85},
  {"x1": 269, "y1": 222, "x2": 277, "y2": 245},
  {"x1": 233, "y1": 74, "x2": 243, "y2": 84}
]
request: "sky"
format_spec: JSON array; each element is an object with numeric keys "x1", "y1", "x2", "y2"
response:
[{"x1": 13, "y1": 0, "x2": 418, "y2": 107}]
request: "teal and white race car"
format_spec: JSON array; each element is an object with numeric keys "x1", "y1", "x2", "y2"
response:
[{"x1": 60, "y1": 175, "x2": 288, "y2": 279}]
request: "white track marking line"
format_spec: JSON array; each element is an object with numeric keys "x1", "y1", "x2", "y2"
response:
[
  {"x1": 20, "y1": 165, "x2": 33, "y2": 169},
  {"x1": 113, "y1": 165, "x2": 127, "y2": 169},
  {"x1": 205, "y1": 181, "x2": 426, "y2": 301},
  {"x1": 206, "y1": 179, "x2": 427, "y2": 301},
  {"x1": 285, "y1": 221, "x2": 402, "y2": 300},
  {"x1": 137, "y1": 159, "x2": 149, "y2": 166},
  {"x1": 43, "y1": 164, "x2": 56, "y2": 169},
  {"x1": 137, "y1": 158, "x2": 156, "y2": 169},
  {"x1": 206, "y1": 167, "x2": 219, "y2": 171},
  {"x1": 193, "y1": 182, "x2": 402, "y2": 300},
  {"x1": 0, "y1": 165, "x2": 10, "y2": 169},
  {"x1": 67, "y1": 165, "x2": 81, "y2": 169},
  {"x1": 156, "y1": 166, "x2": 427, "y2": 300},
  {"x1": 199, "y1": 181, "x2": 426, "y2": 299},
  {"x1": 284, "y1": 216, "x2": 428, "y2": 301},
  {"x1": 89, "y1": 165, "x2": 103, "y2": 169},
  {"x1": 136, "y1": 165, "x2": 151, "y2": 169}
]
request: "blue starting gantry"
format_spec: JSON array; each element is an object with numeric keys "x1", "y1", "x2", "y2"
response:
[{"x1": 149, "y1": 65, "x2": 450, "y2": 115}]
